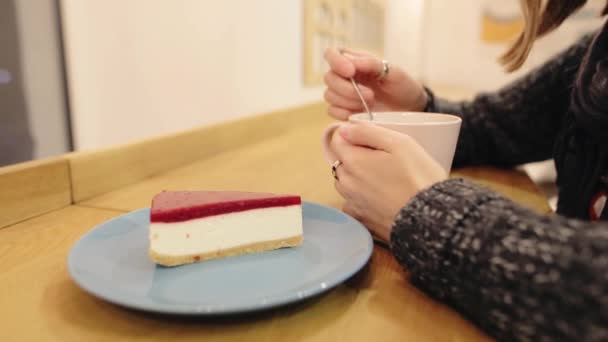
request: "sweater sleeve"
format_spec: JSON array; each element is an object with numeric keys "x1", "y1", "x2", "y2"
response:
[
  {"x1": 425, "y1": 33, "x2": 594, "y2": 168},
  {"x1": 390, "y1": 178, "x2": 608, "y2": 341}
]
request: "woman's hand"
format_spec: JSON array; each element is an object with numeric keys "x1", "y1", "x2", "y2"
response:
[
  {"x1": 323, "y1": 47, "x2": 428, "y2": 120},
  {"x1": 330, "y1": 122, "x2": 447, "y2": 242}
]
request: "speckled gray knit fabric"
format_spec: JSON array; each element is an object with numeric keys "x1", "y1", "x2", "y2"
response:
[
  {"x1": 390, "y1": 33, "x2": 608, "y2": 341},
  {"x1": 392, "y1": 179, "x2": 608, "y2": 341}
]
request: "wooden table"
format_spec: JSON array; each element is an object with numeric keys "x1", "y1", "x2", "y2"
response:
[{"x1": 0, "y1": 103, "x2": 550, "y2": 341}]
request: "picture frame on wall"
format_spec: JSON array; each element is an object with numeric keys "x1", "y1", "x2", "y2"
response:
[{"x1": 302, "y1": 0, "x2": 385, "y2": 86}]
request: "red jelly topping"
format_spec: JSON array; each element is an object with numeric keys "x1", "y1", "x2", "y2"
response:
[{"x1": 150, "y1": 191, "x2": 301, "y2": 223}]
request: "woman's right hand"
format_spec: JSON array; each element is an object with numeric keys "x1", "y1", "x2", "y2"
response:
[{"x1": 323, "y1": 47, "x2": 428, "y2": 120}]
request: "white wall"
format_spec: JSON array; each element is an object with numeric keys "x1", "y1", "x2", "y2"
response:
[
  {"x1": 60, "y1": 0, "x2": 445, "y2": 150},
  {"x1": 384, "y1": 0, "x2": 425, "y2": 79},
  {"x1": 230, "y1": 1, "x2": 325, "y2": 116},
  {"x1": 61, "y1": 0, "x2": 238, "y2": 150},
  {"x1": 61, "y1": 0, "x2": 326, "y2": 150},
  {"x1": 56, "y1": 0, "x2": 608, "y2": 150}
]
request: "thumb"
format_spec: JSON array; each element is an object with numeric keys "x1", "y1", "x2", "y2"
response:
[
  {"x1": 324, "y1": 47, "x2": 356, "y2": 78},
  {"x1": 338, "y1": 122, "x2": 403, "y2": 152},
  {"x1": 349, "y1": 55, "x2": 384, "y2": 77},
  {"x1": 339, "y1": 48, "x2": 385, "y2": 79},
  {"x1": 344, "y1": 54, "x2": 396, "y2": 83}
]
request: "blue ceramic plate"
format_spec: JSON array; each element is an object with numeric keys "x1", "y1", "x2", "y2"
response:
[{"x1": 67, "y1": 201, "x2": 373, "y2": 315}]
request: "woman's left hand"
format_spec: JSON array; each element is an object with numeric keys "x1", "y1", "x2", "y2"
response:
[{"x1": 330, "y1": 122, "x2": 447, "y2": 243}]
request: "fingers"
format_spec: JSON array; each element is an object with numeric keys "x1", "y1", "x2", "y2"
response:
[
  {"x1": 330, "y1": 129, "x2": 364, "y2": 165},
  {"x1": 327, "y1": 105, "x2": 353, "y2": 121},
  {"x1": 324, "y1": 71, "x2": 374, "y2": 102},
  {"x1": 351, "y1": 55, "x2": 384, "y2": 77},
  {"x1": 324, "y1": 89, "x2": 368, "y2": 111},
  {"x1": 324, "y1": 47, "x2": 355, "y2": 78},
  {"x1": 334, "y1": 172, "x2": 357, "y2": 212},
  {"x1": 331, "y1": 131, "x2": 380, "y2": 185},
  {"x1": 333, "y1": 171, "x2": 349, "y2": 198},
  {"x1": 341, "y1": 201, "x2": 360, "y2": 220},
  {"x1": 324, "y1": 47, "x2": 387, "y2": 81},
  {"x1": 336, "y1": 47, "x2": 390, "y2": 82},
  {"x1": 332, "y1": 158, "x2": 353, "y2": 201},
  {"x1": 338, "y1": 47, "x2": 369, "y2": 57},
  {"x1": 323, "y1": 47, "x2": 382, "y2": 119},
  {"x1": 338, "y1": 48, "x2": 383, "y2": 76},
  {"x1": 323, "y1": 70, "x2": 374, "y2": 120},
  {"x1": 338, "y1": 122, "x2": 409, "y2": 152}
]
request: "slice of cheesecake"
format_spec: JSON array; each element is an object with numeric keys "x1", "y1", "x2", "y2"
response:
[{"x1": 149, "y1": 191, "x2": 303, "y2": 267}]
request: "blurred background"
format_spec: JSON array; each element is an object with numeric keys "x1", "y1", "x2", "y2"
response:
[{"x1": 2, "y1": 0, "x2": 605, "y2": 206}]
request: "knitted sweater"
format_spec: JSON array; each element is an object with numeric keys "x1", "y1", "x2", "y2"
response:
[{"x1": 391, "y1": 30, "x2": 608, "y2": 341}]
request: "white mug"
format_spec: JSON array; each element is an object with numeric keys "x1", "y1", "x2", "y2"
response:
[{"x1": 322, "y1": 112, "x2": 462, "y2": 174}]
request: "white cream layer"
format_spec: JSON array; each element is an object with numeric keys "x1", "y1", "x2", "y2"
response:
[{"x1": 149, "y1": 205, "x2": 302, "y2": 256}]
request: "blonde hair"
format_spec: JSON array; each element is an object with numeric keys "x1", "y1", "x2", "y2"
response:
[{"x1": 500, "y1": 0, "x2": 599, "y2": 72}]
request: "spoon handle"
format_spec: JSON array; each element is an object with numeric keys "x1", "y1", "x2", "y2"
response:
[{"x1": 348, "y1": 77, "x2": 374, "y2": 121}]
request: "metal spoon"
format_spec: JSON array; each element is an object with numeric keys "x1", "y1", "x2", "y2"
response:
[
  {"x1": 339, "y1": 50, "x2": 374, "y2": 121},
  {"x1": 348, "y1": 77, "x2": 374, "y2": 121}
]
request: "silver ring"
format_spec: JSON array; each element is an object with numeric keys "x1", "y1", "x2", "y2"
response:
[
  {"x1": 331, "y1": 160, "x2": 342, "y2": 181},
  {"x1": 377, "y1": 60, "x2": 389, "y2": 80}
]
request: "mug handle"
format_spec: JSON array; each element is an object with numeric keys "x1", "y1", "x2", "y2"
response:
[{"x1": 321, "y1": 123, "x2": 342, "y2": 165}]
